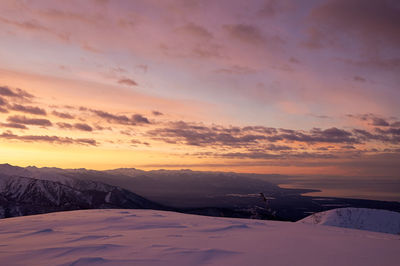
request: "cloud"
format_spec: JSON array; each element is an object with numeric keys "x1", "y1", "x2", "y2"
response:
[
  {"x1": 7, "y1": 115, "x2": 52, "y2": 127},
  {"x1": 131, "y1": 139, "x2": 150, "y2": 146},
  {"x1": 289, "y1": 57, "x2": 300, "y2": 64},
  {"x1": 375, "y1": 127, "x2": 400, "y2": 137},
  {"x1": 52, "y1": 110, "x2": 75, "y2": 119},
  {"x1": 118, "y1": 78, "x2": 138, "y2": 86},
  {"x1": 308, "y1": 114, "x2": 332, "y2": 119},
  {"x1": 220, "y1": 152, "x2": 279, "y2": 159},
  {"x1": 132, "y1": 114, "x2": 150, "y2": 124},
  {"x1": 0, "y1": 96, "x2": 7, "y2": 106},
  {"x1": 73, "y1": 123, "x2": 93, "y2": 131},
  {"x1": 391, "y1": 121, "x2": 400, "y2": 128},
  {"x1": 353, "y1": 76, "x2": 366, "y2": 82},
  {"x1": 81, "y1": 43, "x2": 102, "y2": 53},
  {"x1": 268, "y1": 127, "x2": 359, "y2": 144},
  {"x1": 258, "y1": 0, "x2": 292, "y2": 18},
  {"x1": 111, "y1": 67, "x2": 127, "y2": 73},
  {"x1": 307, "y1": 0, "x2": 400, "y2": 53},
  {"x1": 353, "y1": 128, "x2": 399, "y2": 144},
  {"x1": 266, "y1": 144, "x2": 292, "y2": 151},
  {"x1": 371, "y1": 117, "x2": 390, "y2": 127},
  {"x1": 147, "y1": 121, "x2": 268, "y2": 147},
  {"x1": 258, "y1": 0, "x2": 281, "y2": 17},
  {"x1": 136, "y1": 64, "x2": 148, "y2": 73},
  {"x1": 76, "y1": 138, "x2": 97, "y2": 146},
  {"x1": 0, "y1": 88, "x2": 45, "y2": 115},
  {"x1": 57, "y1": 122, "x2": 93, "y2": 131},
  {"x1": 223, "y1": 23, "x2": 284, "y2": 48},
  {"x1": 152, "y1": 110, "x2": 163, "y2": 116},
  {"x1": 120, "y1": 129, "x2": 133, "y2": 136},
  {"x1": 341, "y1": 145, "x2": 356, "y2": 150},
  {"x1": 0, "y1": 131, "x2": 97, "y2": 146},
  {"x1": 95, "y1": 125, "x2": 111, "y2": 131},
  {"x1": 205, "y1": 150, "x2": 339, "y2": 160},
  {"x1": 9, "y1": 104, "x2": 47, "y2": 115},
  {"x1": 343, "y1": 58, "x2": 400, "y2": 70},
  {"x1": 0, "y1": 123, "x2": 28, "y2": 129},
  {"x1": 0, "y1": 16, "x2": 69, "y2": 41},
  {"x1": 242, "y1": 126, "x2": 277, "y2": 134},
  {"x1": 0, "y1": 16, "x2": 49, "y2": 32},
  {"x1": 347, "y1": 113, "x2": 391, "y2": 127},
  {"x1": 90, "y1": 109, "x2": 150, "y2": 125},
  {"x1": 215, "y1": 65, "x2": 256, "y2": 75},
  {"x1": 177, "y1": 23, "x2": 213, "y2": 39},
  {"x1": 57, "y1": 122, "x2": 72, "y2": 129},
  {"x1": 147, "y1": 120, "x2": 390, "y2": 153},
  {"x1": 306, "y1": 127, "x2": 359, "y2": 143},
  {"x1": 190, "y1": 43, "x2": 224, "y2": 58},
  {"x1": 302, "y1": 26, "x2": 330, "y2": 49},
  {"x1": 223, "y1": 24, "x2": 265, "y2": 45},
  {"x1": 37, "y1": 7, "x2": 99, "y2": 24},
  {"x1": 90, "y1": 109, "x2": 131, "y2": 124},
  {"x1": 0, "y1": 86, "x2": 34, "y2": 101}
]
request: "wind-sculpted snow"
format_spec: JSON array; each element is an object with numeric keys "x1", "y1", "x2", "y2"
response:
[
  {"x1": 0, "y1": 209, "x2": 399, "y2": 266},
  {"x1": 300, "y1": 207, "x2": 400, "y2": 234}
]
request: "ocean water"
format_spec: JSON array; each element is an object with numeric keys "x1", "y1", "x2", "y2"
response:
[{"x1": 278, "y1": 176, "x2": 400, "y2": 202}]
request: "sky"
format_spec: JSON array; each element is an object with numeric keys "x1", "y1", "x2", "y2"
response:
[{"x1": 0, "y1": 0, "x2": 399, "y2": 178}]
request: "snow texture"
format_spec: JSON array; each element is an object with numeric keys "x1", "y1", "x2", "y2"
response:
[
  {"x1": 0, "y1": 209, "x2": 399, "y2": 266},
  {"x1": 299, "y1": 207, "x2": 400, "y2": 234}
]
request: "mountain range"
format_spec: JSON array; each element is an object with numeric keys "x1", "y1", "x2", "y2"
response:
[
  {"x1": 1, "y1": 164, "x2": 399, "y2": 221},
  {"x1": 0, "y1": 170, "x2": 165, "y2": 218}
]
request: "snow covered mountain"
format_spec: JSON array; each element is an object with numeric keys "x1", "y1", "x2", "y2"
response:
[
  {"x1": 0, "y1": 209, "x2": 398, "y2": 266},
  {"x1": 0, "y1": 164, "x2": 290, "y2": 198},
  {"x1": 0, "y1": 174, "x2": 166, "y2": 218},
  {"x1": 299, "y1": 207, "x2": 400, "y2": 234},
  {"x1": 2, "y1": 164, "x2": 399, "y2": 222},
  {"x1": 0, "y1": 164, "x2": 314, "y2": 219}
]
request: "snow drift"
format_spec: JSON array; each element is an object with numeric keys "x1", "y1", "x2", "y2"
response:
[
  {"x1": 0, "y1": 209, "x2": 399, "y2": 266},
  {"x1": 300, "y1": 207, "x2": 400, "y2": 234}
]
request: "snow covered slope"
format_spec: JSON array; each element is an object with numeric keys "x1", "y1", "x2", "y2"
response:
[
  {"x1": 0, "y1": 175, "x2": 166, "y2": 218},
  {"x1": 0, "y1": 209, "x2": 398, "y2": 266},
  {"x1": 299, "y1": 207, "x2": 400, "y2": 234}
]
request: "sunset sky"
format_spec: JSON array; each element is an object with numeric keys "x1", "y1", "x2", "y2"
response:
[{"x1": 0, "y1": 0, "x2": 399, "y2": 177}]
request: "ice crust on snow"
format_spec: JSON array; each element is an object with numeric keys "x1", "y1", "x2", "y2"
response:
[{"x1": 0, "y1": 209, "x2": 399, "y2": 266}]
